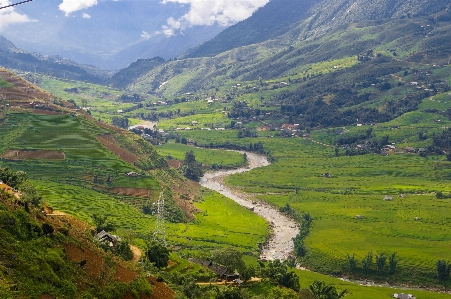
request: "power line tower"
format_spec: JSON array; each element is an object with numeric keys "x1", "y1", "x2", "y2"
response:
[{"x1": 153, "y1": 191, "x2": 166, "y2": 245}]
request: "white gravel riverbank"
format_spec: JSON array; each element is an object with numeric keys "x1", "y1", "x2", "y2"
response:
[{"x1": 199, "y1": 151, "x2": 299, "y2": 261}]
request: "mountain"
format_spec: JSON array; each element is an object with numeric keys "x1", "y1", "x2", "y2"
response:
[
  {"x1": 118, "y1": 0, "x2": 451, "y2": 95},
  {"x1": 184, "y1": 0, "x2": 448, "y2": 59},
  {"x1": 0, "y1": 35, "x2": 109, "y2": 83},
  {"x1": 3, "y1": 0, "x2": 225, "y2": 69},
  {"x1": 184, "y1": 0, "x2": 317, "y2": 58}
]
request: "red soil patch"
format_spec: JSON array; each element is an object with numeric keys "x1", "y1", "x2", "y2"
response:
[
  {"x1": 1, "y1": 149, "x2": 65, "y2": 160},
  {"x1": 31, "y1": 109, "x2": 64, "y2": 115},
  {"x1": 63, "y1": 242, "x2": 104, "y2": 277},
  {"x1": 97, "y1": 134, "x2": 139, "y2": 164},
  {"x1": 39, "y1": 295, "x2": 54, "y2": 299},
  {"x1": 148, "y1": 276, "x2": 175, "y2": 299},
  {"x1": 0, "y1": 68, "x2": 53, "y2": 102},
  {"x1": 109, "y1": 187, "x2": 150, "y2": 198},
  {"x1": 114, "y1": 264, "x2": 139, "y2": 283},
  {"x1": 167, "y1": 159, "x2": 183, "y2": 169}
]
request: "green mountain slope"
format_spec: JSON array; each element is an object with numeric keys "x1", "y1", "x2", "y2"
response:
[{"x1": 123, "y1": 11, "x2": 451, "y2": 98}]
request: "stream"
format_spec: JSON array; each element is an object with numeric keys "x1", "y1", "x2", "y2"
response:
[{"x1": 199, "y1": 151, "x2": 299, "y2": 261}]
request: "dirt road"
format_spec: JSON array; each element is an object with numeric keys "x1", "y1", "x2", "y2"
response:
[{"x1": 200, "y1": 151, "x2": 299, "y2": 261}]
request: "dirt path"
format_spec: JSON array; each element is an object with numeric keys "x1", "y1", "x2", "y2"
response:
[
  {"x1": 199, "y1": 151, "x2": 299, "y2": 261},
  {"x1": 129, "y1": 245, "x2": 142, "y2": 263},
  {"x1": 197, "y1": 277, "x2": 262, "y2": 285}
]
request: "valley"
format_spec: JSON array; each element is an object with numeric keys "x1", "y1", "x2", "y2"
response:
[{"x1": 1, "y1": 0, "x2": 451, "y2": 298}]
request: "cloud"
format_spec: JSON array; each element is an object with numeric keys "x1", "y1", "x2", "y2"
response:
[
  {"x1": 59, "y1": 0, "x2": 98, "y2": 16},
  {"x1": 82, "y1": 13, "x2": 91, "y2": 19},
  {"x1": 141, "y1": 31, "x2": 151, "y2": 40},
  {"x1": 160, "y1": 0, "x2": 269, "y2": 36},
  {"x1": 0, "y1": 0, "x2": 36, "y2": 31}
]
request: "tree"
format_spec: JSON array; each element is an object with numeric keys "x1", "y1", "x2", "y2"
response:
[
  {"x1": 436, "y1": 260, "x2": 451, "y2": 281},
  {"x1": 92, "y1": 214, "x2": 116, "y2": 233},
  {"x1": 376, "y1": 253, "x2": 387, "y2": 274},
  {"x1": 241, "y1": 265, "x2": 255, "y2": 282},
  {"x1": 347, "y1": 254, "x2": 358, "y2": 273},
  {"x1": 308, "y1": 280, "x2": 347, "y2": 299},
  {"x1": 211, "y1": 248, "x2": 245, "y2": 273},
  {"x1": 389, "y1": 252, "x2": 397, "y2": 274},
  {"x1": 182, "y1": 151, "x2": 204, "y2": 181},
  {"x1": 146, "y1": 240, "x2": 170, "y2": 268},
  {"x1": 260, "y1": 259, "x2": 300, "y2": 292},
  {"x1": 215, "y1": 286, "x2": 243, "y2": 299},
  {"x1": 362, "y1": 251, "x2": 373, "y2": 274}
]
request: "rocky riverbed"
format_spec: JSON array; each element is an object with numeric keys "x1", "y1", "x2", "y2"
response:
[{"x1": 199, "y1": 151, "x2": 299, "y2": 261}]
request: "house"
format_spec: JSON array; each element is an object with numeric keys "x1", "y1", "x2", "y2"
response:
[
  {"x1": 257, "y1": 126, "x2": 270, "y2": 132},
  {"x1": 125, "y1": 171, "x2": 139, "y2": 177},
  {"x1": 94, "y1": 230, "x2": 121, "y2": 247},
  {"x1": 383, "y1": 195, "x2": 394, "y2": 201},
  {"x1": 355, "y1": 215, "x2": 363, "y2": 219},
  {"x1": 393, "y1": 293, "x2": 416, "y2": 299},
  {"x1": 191, "y1": 121, "x2": 198, "y2": 125},
  {"x1": 282, "y1": 124, "x2": 299, "y2": 131},
  {"x1": 187, "y1": 139, "x2": 195, "y2": 146},
  {"x1": 188, "y1": 259, "x2": 239, "y2": 281},
  {"x1": 404, "y1": 147, "x2": 416, "y2": 153}
]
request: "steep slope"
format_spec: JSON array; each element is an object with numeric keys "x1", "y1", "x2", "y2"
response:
[
  {"x1": 125, "y1": 8, "x2": 451, "y2": 97},
  {"x1": 184, "y1": 0, "x2": 316, "y2": 58},
  {"x1": 0, "y1": 187, "x2": 154, "y2": 298},
  {"x1": 184, "y1": 0, "x2": 448, "y2": 59}
]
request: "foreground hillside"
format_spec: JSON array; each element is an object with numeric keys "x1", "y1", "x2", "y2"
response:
[{"x1": 0, "y1": 185, "x2": 153, "y2": 298}]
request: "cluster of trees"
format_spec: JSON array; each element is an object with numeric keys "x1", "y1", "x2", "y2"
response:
[
  {"x1": 0, "y1": 167, "x2": 41, "y2": 206},
  {"x1": 280, "y1": 204, "x2": 312, "y2": 258},
  {"x1": 182, "y1": 151, "x2": 204, "y2": 181},
  {"x1": 347, "y1": 252, "x2": 397, "y2": 276},
  {"x1": 111, "y1": 116, "x2": 129, "y2": 129},
  {"x1": 436, "y1": 260, "x2": 451, "y2": 282}
]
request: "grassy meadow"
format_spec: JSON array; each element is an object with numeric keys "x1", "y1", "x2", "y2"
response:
[
  {"x1": 172, "y1": 110, "x2": 451, "y2": 284},
  {"x1": 156, "y1": 142, "x2": 245, "y2": 167}
]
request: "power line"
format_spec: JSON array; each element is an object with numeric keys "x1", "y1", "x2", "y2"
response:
[{"x1": 0, "y1": 0, "x2": 34, "y2": 10}]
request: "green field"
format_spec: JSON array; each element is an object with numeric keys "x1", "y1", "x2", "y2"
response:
[
  {"x1": 156, "y1": 142, "x2": 245, "y2": 167},
  {"x1": 0, "y1": 111, "x2": 267, "y2": 258},
  {"x1": 172, "y1": 114, "x2": 451, "y2": 285}
]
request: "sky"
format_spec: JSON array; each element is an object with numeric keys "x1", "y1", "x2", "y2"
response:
[
  {"x1": 0, "y1": 0, "x2": 270, "y2": 35},
  {"x1": 0, "y1": 0, "x2": 271, "y2": 68}
]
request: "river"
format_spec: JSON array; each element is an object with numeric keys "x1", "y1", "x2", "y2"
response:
[{"x1": 199, "y1": 151, "x2": 299, "y2": 261}]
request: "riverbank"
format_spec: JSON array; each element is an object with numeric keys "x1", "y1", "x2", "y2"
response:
[{"x1": 199, "y1": 151, "x2": 299, "y2": 261}]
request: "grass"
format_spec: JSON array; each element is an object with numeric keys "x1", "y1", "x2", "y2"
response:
[
  {"x1": 156, "y1": 142, "x2": 245, "y2": 167},
  {"x1": 174, "y1": 122, "x2": 451, "y2": 284}
]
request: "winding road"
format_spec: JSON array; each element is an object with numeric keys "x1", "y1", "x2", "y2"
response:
[{"x1": 199, "y1": 151, "x2": 299, "y2": 261}]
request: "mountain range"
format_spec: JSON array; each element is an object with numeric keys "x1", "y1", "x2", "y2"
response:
[
  {"x1": 1, "y1": 0, "x2": 242, "y2": 69},
  {"x1": 116, "y1": 0, "x2": 451, "y2": 96}
]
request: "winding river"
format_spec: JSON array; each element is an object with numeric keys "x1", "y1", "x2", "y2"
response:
[{"x1": 199, "y1": 151, "x2": 299, "y2": 261}]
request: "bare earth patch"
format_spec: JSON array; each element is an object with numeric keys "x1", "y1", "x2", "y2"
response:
[
  {"x1": 97, "y1": 134, "x2": 139, "y2": 164},
  {"x1": 64, "y1": 242, "x2": 104, "y2": 277},
  {"x1": 109, "y1": 187, "x2": 150, "y2": 198},
  {"x1": 1, "y1": 149, "x2": 65, "y2": 160}
]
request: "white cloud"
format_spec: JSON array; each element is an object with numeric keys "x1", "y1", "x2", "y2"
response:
[
  {"x1": 0, "y1": 0, "x2": 36, "y2": 31},
  {"x1": 82, "y1": 13, "x2": 91, "y2": 19},
  {"x1": 160, "y1": 0, "x2": 269, "y2": 36},
  {"x1": 59, "y1": 0, "x2": 98, "y2": 16},
  {"x1": 141, "y1": 31, "x2": 151, "y2": 40}
]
